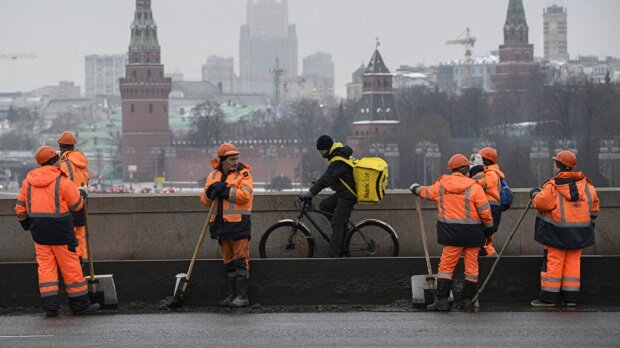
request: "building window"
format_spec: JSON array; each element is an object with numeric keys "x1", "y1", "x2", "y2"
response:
[
  {"x1": 131, "y1": 104, "x2": 134, "y2": 113},
  {"x1": 149, "y1": 104, "x2": 153, "y2": 113}
]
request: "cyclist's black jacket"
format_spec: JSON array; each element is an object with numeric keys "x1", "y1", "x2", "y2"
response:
[{"x1": 309, "y1": 142, "x2": 356, "y2": 201}]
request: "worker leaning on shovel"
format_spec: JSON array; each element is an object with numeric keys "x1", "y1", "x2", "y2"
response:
[
  {"x1": 15, "y1": 146, "x2": 99, "y2": 317},
  {"x1": 410, "y1": 154, "x2": 494, "y2": 312},
  {"x1": 57, "y1": 131, "x2": 90, "y2": 274},
  {"x1": 200, "y1": 143, "x2": 254, "y2": 308}
]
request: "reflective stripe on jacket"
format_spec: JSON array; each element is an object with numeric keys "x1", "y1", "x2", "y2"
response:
[
  {"x1": 472, "y1": 164, "x2": 504, "y2": 206},
  {"x1": 200, "y1": 161, "x2": 253, "y2": 240},
  {"x1": 59, "y1": 150, "x2": 89, "y2": 188},
  {"x1": 417, "y1": 172, "x2": 493, "y2": 247},
  {"x1": 533, "y1": 171, "x2": 599, "y2": 249},
  {"x1": 15, "y1": 166, "x2": 83, "y2": 245}
]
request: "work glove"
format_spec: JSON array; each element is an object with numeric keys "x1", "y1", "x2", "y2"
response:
[
  {"x1": 409, "y1": 183, "x2": 420, "y2": 196},
  {"x1": 298, "y1": 191, "x2": 314, "y2": 201},
  {"x1": 79, "y1": 186, "x2": 88, "y2": 199},
  {"x1": 218, "y1": 186, "x2": 231, "y2": 199},
  {"x1": 529, "y1": 187, "x2": 541, "y2": 199},
  {"x1": 19, "y1": 218, "x2": 30, "y2": 231},
  {"x1": 207, "y1": 182, "x2": 227, "y2": 199}
]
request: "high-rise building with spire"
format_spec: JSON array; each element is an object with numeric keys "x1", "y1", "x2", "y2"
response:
[
  {"x1": 119, "y1": 0, "x2": 172, "y2": 181},
  {"x1": 543, "y1": 4, "x2": 569, "y2": 61},
  {"x1": 492, "y1": 0, "x2": 539, "y2": 92},
  {"x1": 239, "y1": 0, "x2": 298, "y2": 97}
]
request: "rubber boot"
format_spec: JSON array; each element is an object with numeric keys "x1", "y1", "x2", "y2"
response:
[
  {"x1": 229, "y1": 277, "x2": 249, "y2": 308},
  {"x1": 462, "y1": 281, "x2": 477, "y2": 312},
  {"x1": 427, "y1": 278, "x2": 451, "y2": 312},
  {"x1": 218, "y1": 278, "x2": 236, "y2": 307}
]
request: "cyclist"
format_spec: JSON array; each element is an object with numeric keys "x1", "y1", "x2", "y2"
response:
[{"x1": 298, "y1": 135, "x2": 356, "y2": 258}]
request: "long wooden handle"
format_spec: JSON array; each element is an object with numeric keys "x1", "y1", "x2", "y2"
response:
[
  {"x1": 473, "y1": 199, "x2": 532, "y2": 303},
  {"x1": 184, "y1": 204, "x2": 216, "y2": 283},
  {"x1": 415, "y1": 196, "x2": 433, "y2": 276}
]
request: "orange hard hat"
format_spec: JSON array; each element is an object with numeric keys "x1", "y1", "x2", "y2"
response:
[
  {"x1": 448, "y1": 154, "x2": 469, "y2": 170},
  {"x1": 553, "y1": 150, "x2": 577, "y2": 168},
  {"x1": 36, "y1": 146, "x2": 58, "y2": 165},
  {"x1": 58, "y1": 131, "x2": 77, "y2": 145},
  {"x1": 217, "y1": 143, "x2": 240, "y2": 158},
  {"x1": 479, "y1": 147, "x2": 498, "y2": 163}
]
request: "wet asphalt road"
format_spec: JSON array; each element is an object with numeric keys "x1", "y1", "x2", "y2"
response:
[{"x1": 1, "y1": 311, "x2": 619, "y2": 347}]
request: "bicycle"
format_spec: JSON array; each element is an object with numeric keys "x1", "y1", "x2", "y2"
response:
[{"x1": 259, "y1": 197, "x2": 399, "y2": 258}]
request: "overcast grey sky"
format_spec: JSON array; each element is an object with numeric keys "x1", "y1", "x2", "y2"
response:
[{"x1": 1, "y1": 0, "x2": 619, "y2": 97}]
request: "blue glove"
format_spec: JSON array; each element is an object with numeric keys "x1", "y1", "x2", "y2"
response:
[
  {"x1": 529, "y1": 187, "x2": 541, "y2": 199},
  {"x1": 207, "y1": 182, "x2": 227, "y2": 199},
  {"x1": 79, "y1": 186, "x2": 88, "y2": 199},
  {"x1": 409, "y1": 183, "x2": 420, "y2": 196},
  {"x1": 298, "y1": 191, "x2": 314, "y2": 201}
]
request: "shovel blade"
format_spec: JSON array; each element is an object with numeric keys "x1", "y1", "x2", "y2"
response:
[{"x1": 87, "y1": 274, "x2": 118, "y2": 309}]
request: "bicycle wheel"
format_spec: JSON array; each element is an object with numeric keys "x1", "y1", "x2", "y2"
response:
[
  {"x1": 343, "y1": 219, "x2": 399, "y2": 257},
  {"x1": 259, "y1": 220, "x2": 315, "y2": 258}
]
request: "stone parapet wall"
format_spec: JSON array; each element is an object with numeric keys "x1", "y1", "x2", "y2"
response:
[{"x1": 1, "y1": 189, "x2": 619, "y2": 261}]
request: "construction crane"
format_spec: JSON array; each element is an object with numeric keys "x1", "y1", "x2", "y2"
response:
[
  {"x1": 0, "y1": 54, "x2": 38, "y2": 60},
  {"x1": 446, "y1": 28, "x2": 476, "y2": 89}
]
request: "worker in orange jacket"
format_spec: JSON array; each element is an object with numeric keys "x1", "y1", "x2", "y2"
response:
[
  {"x1": 57, "y1": 131, "x2": 90, "y2": 274},
  {"x1": 530, "y1": 150, "x2": 599, "y2": 307},
  {"x1": 410, "y1": 154, "x2": 494, "y2": 312},
  {"x1": 200, "y1": 143, "x2": 254, "y2": 308},
  {"x1": 15, "y1": 146, "x2": 99, "y2": 317},
  {"x1": 469, "y1": 147, "x2": 506, "y2": 257}
]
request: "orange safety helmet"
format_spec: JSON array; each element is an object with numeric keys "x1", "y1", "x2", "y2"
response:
[
  {"x1": 58, "y1": 131, "x2": 77, "y2": 145},
  {"x1": 217, "y1": 143, "x2": 240, "y2": 158},
  {"x1": 479, "y1": 147, "x2": 498, "y2": 163},
  {"x1": 35, "y1": 146, "x2": 59, "y2": 165},
  {"x1": 447, "y1": 154, "x2": 469, "y2": 170},
  {"x1": 553, "y1": 150, "x2": 577, "y2": 168}
]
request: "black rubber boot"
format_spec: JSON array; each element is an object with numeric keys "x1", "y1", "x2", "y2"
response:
[
  {"x1": 427, "y1": 279, "x2": 452, "y2": 312},
  {"x1": 229, "y1": 277, "x2": 249, "y2": 308},
  {"x1": 218, "y1": 278, "x2": 236, "y2": 307},
  {"x1": 462, "y1": 281, "x2": 477, "y2": 312}
]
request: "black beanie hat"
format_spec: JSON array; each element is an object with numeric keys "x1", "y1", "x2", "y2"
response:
[{"x1": 316, "y1": 135, "x2": 334, "y2": 150}]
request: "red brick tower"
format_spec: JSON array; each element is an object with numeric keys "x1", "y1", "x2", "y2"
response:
[
  {"x1": 492, "y1": 0, "x2": 539, "y2": 92},
  {"x1": 119, "y1": 0, "x2": 172, "y2": 181}
]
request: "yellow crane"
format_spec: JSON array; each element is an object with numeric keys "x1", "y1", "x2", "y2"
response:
[
  {"x1": 0, "y1": 54, "x2": 38, "y2": 60},
  {"x1": 446, "y1": 28, "x2": 476, "y2": 89}
]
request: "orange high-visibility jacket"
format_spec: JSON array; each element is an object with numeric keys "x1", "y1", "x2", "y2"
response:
[
  {"x1": 417, "y1": 172, "x2": 494, "y2": 247},
  {"x1": 15, "y1": 166, "x2": 84, "y2": 245},
  {"x1": 471, "y1": 164, "x2": 505, "y2": 206},
  {"x1": 200, "y1": 160, "x2": 253, "y2": 240},
  {"x1": 59, "y1": 150, "x2": 89, "y2": 188},
  {"x1": 533, "y1": 171, "x2": 599, "y2": 249}
]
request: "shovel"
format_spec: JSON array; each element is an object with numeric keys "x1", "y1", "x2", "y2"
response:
[
  {"x1": 168, "y1": 203, "x2": 216, "y2": 308},
  {"x1": 472, "y1": 199, "x2": 532, "y2": 303},
  {"x1": 83, "y1": 199, "x2": 118, "y2": 309},
  {"x1": 411, "y1": 196, "x2": 437, "y2": 307}
]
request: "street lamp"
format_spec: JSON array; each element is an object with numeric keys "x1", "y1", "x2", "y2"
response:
[{"x1": 415, "y1": 141, "x2": 441, "y2": 185}]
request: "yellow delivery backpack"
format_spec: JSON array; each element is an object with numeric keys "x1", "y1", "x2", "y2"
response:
[{"x1": 329, "y1": 156, "x2": 389, "y2": 204}]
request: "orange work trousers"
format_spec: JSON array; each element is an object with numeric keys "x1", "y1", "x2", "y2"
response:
[
  {"x1": 438, "y1": 246, "x2": 479, "y2": 283},
  {"x1": 540, "y1": 245, "x2": 581, "y2": 303},
  {"x1": 35, "y1": 243, "x2": 88, "y2": 311},
  {"x1": 220, "y1": 238, "x2": 250, "y2": 279}
]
